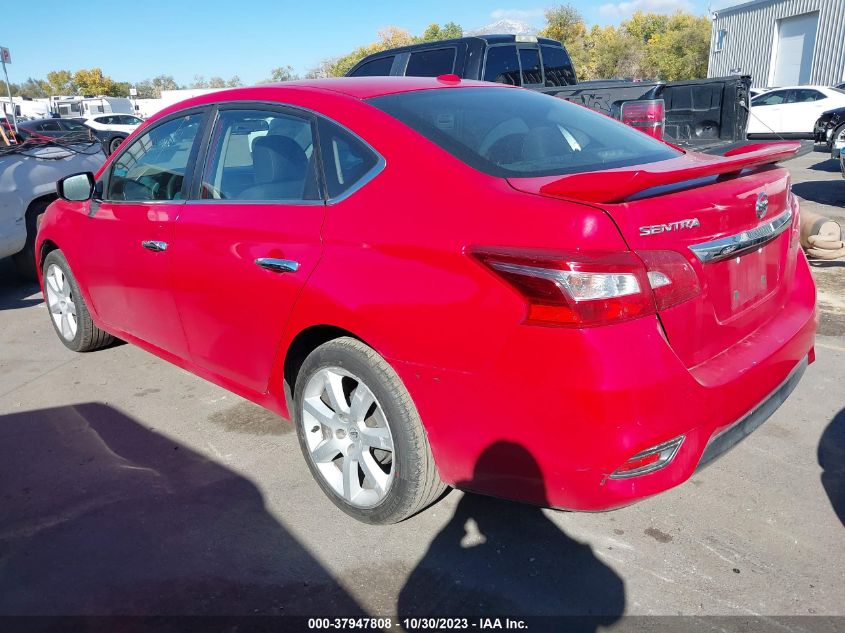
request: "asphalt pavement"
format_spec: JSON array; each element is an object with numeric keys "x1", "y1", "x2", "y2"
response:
[{"x1": 0, "y1": 149, "x2": 843, "y2": 624}]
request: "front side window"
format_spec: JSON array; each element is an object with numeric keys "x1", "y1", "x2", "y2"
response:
[
  {"x1": 752, "y1": 90, "x2": 787, "y2": 106},
  {"x1": 61, "y1": 120, "x2": 88, "y2": 131},
  {"x1": 350, "y1": 56, "x2": 394, "y2": 77},
  {"x1": 483, "y1": 46, "x2": 520, "y2": 85},
  {"x1": 541, "y1": 45, "x2": 576, "y2": 86},
  {"x1": 107, "y1": 112, "x2": 204, "y2": 201},
  {"x1": 406, "y1": 48, "x2": 456, "y2": 77},
  {"x1": 318, "y1": 119, "x2": 380, "y2": 199},
  {"x1": 519, "y1": 48, "x2": 543, "y2": 85},
  {"x1": 200, "y1": 109, "x2": 319, "y2": 201},
  {"x1": 369, "y1": 87, "x2": 680, "y2": 178}
]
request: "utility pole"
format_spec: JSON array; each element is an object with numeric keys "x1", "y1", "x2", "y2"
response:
[{"x1": 0, "y1": 46, "x2": 17, "y2": 134}]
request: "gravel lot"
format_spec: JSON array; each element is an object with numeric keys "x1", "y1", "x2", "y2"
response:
[{"x1": 0, "y1": 148, "x2": 843, "y2": 624}]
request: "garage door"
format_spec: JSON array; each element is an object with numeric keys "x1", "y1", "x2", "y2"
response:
[{"x1": 771, "y1": 11, "x2": 819, "y2": 86}]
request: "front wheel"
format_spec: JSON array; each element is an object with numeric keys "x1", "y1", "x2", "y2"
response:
[
  {"x1": 43, "y1": 250, "x2": 114, "y2": 352},
  {"x1": 293, "y1": 337, "x2": 446, "y2": 524}
]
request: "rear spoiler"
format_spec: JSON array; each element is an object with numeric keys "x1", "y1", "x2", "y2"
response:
[{"x1": 533, "y1": 141, "x2": 801, "y2": 204}]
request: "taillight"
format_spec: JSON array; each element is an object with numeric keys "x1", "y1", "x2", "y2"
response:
[
  {"x1": 637, "y1": 250, "x2": 700, "y2": 311},
  {"x1": 472, "y1": 247, "x2": 700, "y2": 327},
  {"x1": 621, "y1": 99, "x2": 665, "y2": 140}
]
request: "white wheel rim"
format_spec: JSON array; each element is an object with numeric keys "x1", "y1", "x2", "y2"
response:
[
  {"x1": 45, "y1": 264, "x2": 78, "y2": 341},
  {"x1": 301, "y1": 367, "x2": 395, "y2": 508}
]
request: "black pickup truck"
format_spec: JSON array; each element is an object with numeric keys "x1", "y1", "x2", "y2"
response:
[{"x1": 347, "y1": 34, "x2": 751, "y2": 154}]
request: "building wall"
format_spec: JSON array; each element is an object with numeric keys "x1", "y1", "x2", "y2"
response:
[{"x1": 708, "y1": 0, "x2": 845, "y2": 87}]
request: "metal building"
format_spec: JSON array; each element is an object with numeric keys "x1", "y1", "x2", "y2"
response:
[{"x1": 708, "y1": 0, "x2": 845, "y2": 88}]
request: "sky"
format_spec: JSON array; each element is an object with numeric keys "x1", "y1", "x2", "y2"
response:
[{"x1": 2, "y1": 0, "x2": 736, "y2": 87}]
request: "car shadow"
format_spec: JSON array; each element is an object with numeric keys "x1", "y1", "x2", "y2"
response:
[
  {"x1": 0, "y1": 258, "x2": 41, "y2": 311},
  {"x1": 0, "y1": 403, "x2": 366, "y2": 616},
  {"x1": 818, "y1": 408, "x2": 845, "y2": 527},
  {"x1": 399, "y1": 442, "x2": 625, "y2": 629},
  {"x1": 792, "y1": 180, "x2": 845, "y2": 206},
  {"x1": 807, "y1": 158, "x2": 841, "y2": 173}
]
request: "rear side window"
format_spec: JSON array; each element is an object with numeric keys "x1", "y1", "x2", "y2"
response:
[
  {"x1": 318, "y1": 119, "x2": 380, "y2": 199},
  {"x1": 483, "y1": 46, "x2": 520, "y2": 85},
  {"x1": 350, "y1": 56, "x2": 394, "y2": 77},
  {"x1": 200, "y1": 109, "x2": 319, "y2": 201},
  {"x1": 107, "y1": 112, "x2": 204, "y2": 201},
  {"x1": 519, "y1": 49, "x2": 542, "y2": 85},
  {"x1": 791, "y1": 89, "x2": 825, "y2": 102},
  {"x1": 369, "y1": 87, "x2": 680, "y2": 178},
  {"x1": 405, "y1": 48, "x2": 456, "y2": 77},
  {"x1": 541, "y1": 45, "x2": 576, "y2": 86}
]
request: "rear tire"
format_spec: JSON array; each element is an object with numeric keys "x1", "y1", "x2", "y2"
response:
[
  {"x1": 42, "y1": 250, "x2": 114, "y2": 352},
  {"x1": 107, "y1": 136, "x2": 125, "y2": 156},
  {"x1": 293, "y1": 337, "x2": 446, "y2": 524}
]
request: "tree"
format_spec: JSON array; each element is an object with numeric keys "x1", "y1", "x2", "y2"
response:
[
  {"x1": 208, "y1": 76, "x2": 226, "y2": 88},
  {"x1": 110, "y1": 81, "x2": 132, "y2": 97},
  {"x1": 265, "y1": 65, "x2": 299, "y2": 83},
  {"x1": 328, "y1": 26, "x2": 416, "y2": 77},
  {"x1": 18, "y1": 78, "x2": 49, "y2": 98},
  {"x1": 190, "y1": 75, "x2": 208, "y2": 89},
  {"x1": 226, "y1": 75, "x2": 242, "y2": 87},
  {"x1": 304, "y1": 59, "x2": 336, "y2": 80},
  {"x1": 585, "y1": 26, "x2": 647, "y2": 80},
  {"x1": 46, "y1": 70, "x2": 76, "y2": 95},
  {"x1": 645, "y1": 13, "x2": 710, "y2": 80},
  {"x1": 74, "y1": 68, "x2": 115, "y2": 96},
  {"x1": 419, "y1": 22, "x2": 462, "y2": 42},
  {"x1": 622, "y1": 11, "x2": 669, "y2": 44},
  {"x1": 540, "y1": 5, "x2": 589, "y2": 80}
]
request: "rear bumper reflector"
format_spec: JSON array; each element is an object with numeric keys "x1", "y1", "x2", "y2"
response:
[{"x1": 609, "y1": 435, "x2": 685, "y2": 479}]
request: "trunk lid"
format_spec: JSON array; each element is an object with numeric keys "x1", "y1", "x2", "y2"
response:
[{"x1": 508, "y1": 143, "x2": 801, "y2": 368}]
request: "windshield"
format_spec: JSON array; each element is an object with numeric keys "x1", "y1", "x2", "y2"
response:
[{"x1": 368, "y1": 87, "x2": 680, "y2": 178}]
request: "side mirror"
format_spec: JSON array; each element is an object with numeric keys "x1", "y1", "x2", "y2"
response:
[{"x1": 57, "y1": 172, "x2": 95, "y2": 202}]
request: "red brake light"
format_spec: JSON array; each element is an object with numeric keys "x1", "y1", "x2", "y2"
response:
[
  {"x1": 472, "y1": 247, "x2": 701, "y2": 327},
  {"x1": 471, "y1": 248, "x2": 654, "y2": 327},
  {"x1": 621, "y1": 99, "x2": 665, "y2": 140}
]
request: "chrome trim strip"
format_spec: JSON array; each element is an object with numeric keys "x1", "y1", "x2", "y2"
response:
[{"x1": 689, "y1": 207, "x2": 793, "y2": 264}]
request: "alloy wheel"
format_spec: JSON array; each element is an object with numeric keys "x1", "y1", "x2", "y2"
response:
[
  {"x1": 45, "y1": 264, "x2": 77, "y2": 341},
  {"x1": 301, "y1": 367, "x2": 395, "y2": 508}
]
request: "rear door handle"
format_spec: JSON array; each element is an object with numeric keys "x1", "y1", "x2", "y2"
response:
[
  {"x1": 255, "y1": 258, "x2": 300, "y2": 273},
  {"x1": 142, "y1": 240, "x2": 168, "y2": 252}
]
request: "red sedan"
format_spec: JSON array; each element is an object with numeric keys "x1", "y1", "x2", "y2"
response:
[{"x1": 35, "y1": 77, "x2": 816, "y2": 524}]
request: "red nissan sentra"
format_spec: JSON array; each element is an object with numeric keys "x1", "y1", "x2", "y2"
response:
[{"x1": 35, "y1": 77, "x2": 816, "y2": 524}]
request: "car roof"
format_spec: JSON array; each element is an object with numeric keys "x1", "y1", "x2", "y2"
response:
[{"x1": 264, "y1": 76, "x2": 507, "y2": 99}]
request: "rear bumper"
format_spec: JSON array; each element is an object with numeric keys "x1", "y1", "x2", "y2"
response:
[
  {"x1": 391, "y1": 252, "x2": 816, "y2": 511},
  {"x1": 696, "y1": 357, "x2": 806, "y2": 471}
]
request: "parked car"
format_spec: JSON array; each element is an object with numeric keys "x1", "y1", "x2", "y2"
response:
[
  {"x1": 346, "y1": 34, "x2": 751, "y2": 154},
  {"x1": 748, "y1": 85, "x2": 845, "y2": 138},
  {"x1": 81, "y1": 113, "x2": 143, "y2": 155},
  {"x1": 36, "y1": 78, "x2": 815, "y2": 524},
  {"x1": 0, "y1": 142, "x2": 105, "y2": 278},
  {"x1": 14, "y1": 118, "x2": 94, "y2": 143},
  {"x1": 813, "y1": 105, "x2": 845, "y2": 156}
]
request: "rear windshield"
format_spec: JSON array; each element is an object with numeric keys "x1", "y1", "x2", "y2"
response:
[{"x1": 368, "y1": 87, "x2": 680, "y2": 178}]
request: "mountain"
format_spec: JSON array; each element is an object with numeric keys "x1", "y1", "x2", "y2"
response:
[{"x1": 465, "y1": 19, "x2": 537, "y2": 36}]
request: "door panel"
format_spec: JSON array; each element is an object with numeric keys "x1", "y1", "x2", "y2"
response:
[
  {"x1": 77, "y1": 111, "x2": 206, "y2": 356},
  {"x1": 171, "y1": 106, "x2": 325, "y2": 393}
]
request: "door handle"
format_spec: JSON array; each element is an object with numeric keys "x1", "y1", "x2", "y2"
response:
[
  {"x1": 255, "y1": 258, "x2": 300, "y2": 273},
  {"x1": 142, "y1": 240, "x2": 168, "y2": 252}
]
